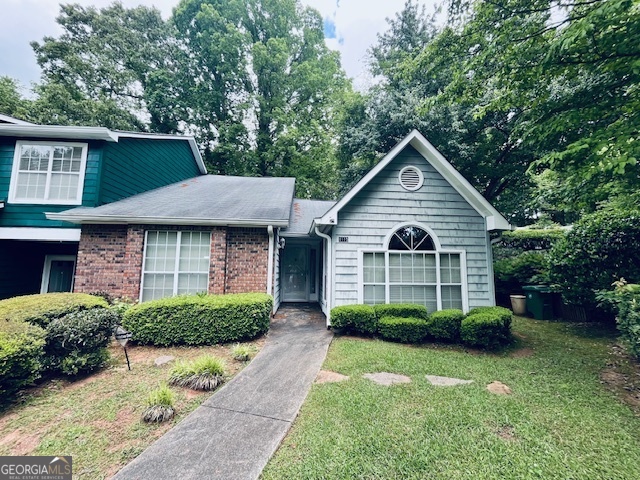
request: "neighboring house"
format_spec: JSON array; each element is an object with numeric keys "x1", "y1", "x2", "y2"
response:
[
  {"x1": 0, "y1": 116, "x2": 206, "y2": 299},
  {"x1": 49, "y1": 129, "x2": 510, "y2": 324}
]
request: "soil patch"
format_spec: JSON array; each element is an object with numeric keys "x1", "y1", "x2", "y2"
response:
[
  {"x1": 487, "y1": 381, "x2": 512, "y2": 395},
  {"x1": 496, "y1": 425, "x2": 516, "y2": 441},
  {"x1": 315, "y1": 370, "x2": 349, "y2": 384}
]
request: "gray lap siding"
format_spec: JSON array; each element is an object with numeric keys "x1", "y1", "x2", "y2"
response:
[{"x1": 332, "y1": 145, "x2": 493, "y2": 310}]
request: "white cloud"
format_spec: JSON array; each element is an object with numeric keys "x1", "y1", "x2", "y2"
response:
[{"x1": 0, "y1": 0, "x2": 439, "y2": 91}]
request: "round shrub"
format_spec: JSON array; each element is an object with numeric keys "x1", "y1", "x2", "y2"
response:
[
  {"x1": 123, "y1": 293, "x2": 272, "y2": 346},
  {"x1": 0, "y1": 293, "x2": 108, "y2": 327},
  {"x1": 548, "y1": 208, "x2": 640, "y2": 310},
  {"x1": 377, "y1": 316, "x2": 429, "y2": 343},
  {"x1": 373, "y1": 304, "x2": 429, "y2": 320},
  {"x1": 330, "y1": 305, "x2": 377, "y2": 334},
  {"x1": 0, "y1": 321, "x2": 46, "y2": 405},
  {"x1": 45, "y1": 308, "x2": 119, "y2": 375},
  {"x1": 426, "y1": 309, "x2": 464, "y2": 341},
  {"x1": 461, "y1": 311, "x2": 512, "y2": 350}
]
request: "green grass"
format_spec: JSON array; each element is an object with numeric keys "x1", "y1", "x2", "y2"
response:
[{"x1": 263, "y1": 318, "x2": 640, "y2": 479}]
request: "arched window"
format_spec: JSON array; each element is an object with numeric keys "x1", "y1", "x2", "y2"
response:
[{"x1": 361, "y1": 225, "x2": 466, "y2": 312}]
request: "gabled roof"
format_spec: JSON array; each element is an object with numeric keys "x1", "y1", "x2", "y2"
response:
[
  {"x1": 0, "y1": 124, "x2": 206, "y2": 174},
  {"x1": 281, "y1": 198, "x2": 335, "y2": 237},
  {"x1": 46, "y1": 175, "x2": 295, "y2": 227},
  {"x1": 0, "y1": 114, "x2": 34, "y2": 125},
  {"x1": 313, "y1": 130, "x2": 511, "y2": 231}
]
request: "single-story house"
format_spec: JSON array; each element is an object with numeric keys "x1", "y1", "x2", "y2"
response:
[{"x1": 48, "y1": 130, "x2": 510, "y2": 323}]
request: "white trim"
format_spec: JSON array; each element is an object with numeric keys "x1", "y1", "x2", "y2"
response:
[
  {"x1": 139, "y1": 230, "x2": 150, "y2": 302},
  {"x1": 314, "y1": 130, "x2": 510, "y2": 231},
  {"x1": 40, "y1": 255, "x2": 76, "y2": 293},
  {"x1": 398, "y1": 165, "x2": 424, "y2": 191},
  {"x1": 8, "y1": 140, "x2": 88, "y2": 205},
  {"x1": 0, "y1": 227, "x2": 81, "y2": 241},
  {"x1": 0, "y1": 114, "x2": 34, "y2": 125},
  {"x1": 267, "y1": 226, "x2": 274, "y2": 297},
  {"x1": 0, "y1": 200, "x2": 4, "y2": 209},
  {"x1": 45, "y1": 212, "x2": 289, "y2": 228},
  {"x1": 315, "y1": 227, "x2": 332, "y2": 325},
  {"x1": 383, "y1": 222, "x2": 442, "y2": 251},
  {"x1": 485, "y1": 228, "x2": 497, "y2": 307},
  {"x1": 0, "y1": 125, "x2": 118, "y2": 141}
]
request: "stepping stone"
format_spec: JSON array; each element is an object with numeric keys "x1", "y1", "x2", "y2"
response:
[
  {"x1": 426, "y1": 375, "x2": 473, "y2": 386},
  {"x1": 363, "y1": 372, "x2": 411, "y2": 386},
  {"x1": 154, "y1": 355, "x2": 175, "y2": 366},
  {"x1": 487, "y1": 381, "x2": 512, "y2": 395},
  {"x1": 315, "y1": 370, "x2": 349, "y2": 384}
]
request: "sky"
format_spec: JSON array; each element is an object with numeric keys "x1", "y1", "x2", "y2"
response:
[{"x1": 0, "y1": 0, "x2": 440, "y2": 93}]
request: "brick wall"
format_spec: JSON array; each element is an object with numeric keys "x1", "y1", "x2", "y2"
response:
[
  {"x1": 225, "y1": 228, "x2": 270, "y2": 294},
  {"x1": 74, "y1": 224, "x2": 269, "y2": 299}
]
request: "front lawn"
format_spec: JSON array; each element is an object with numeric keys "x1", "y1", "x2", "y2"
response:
[
  {"x1": 263, "y1": 317, "x2": 640, "y2": 479},
  {"x1": 0, "y1": 340, "x2": 263, "y2": 479}
]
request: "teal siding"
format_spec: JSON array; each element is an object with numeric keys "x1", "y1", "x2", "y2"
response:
[
  {"x1": 332, "y1": 145, "x2": 493, "y2": 310},
  {"x1": 100, "y1": 138, "x2": 200, "y2": 204},
  {"x1": 0, "y1": 137, "x2": 103, "y2": 228},
  {"x1": 0, "y1": 240, "x2": 78, "y2": 299}
]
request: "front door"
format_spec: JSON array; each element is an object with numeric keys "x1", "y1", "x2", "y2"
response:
[
  {"x1": 41, "y1": 255, "x2": 76, "y2": 293},
  {"x1": 282, "y1": 245, "x2": 309, "y2": 302}
]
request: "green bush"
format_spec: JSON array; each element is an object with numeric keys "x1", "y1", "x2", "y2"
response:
[
  {"x1": 377, "y1": 316, "x2": 429, "y2": 343},
  {"x1": 426, "y1": 309, "x2": 464, "y2": 341},
  {"x1": 0, "y1": 321, "x2": 46, "y2": 405},
  {"x1": 123, "y1": 293, "x2": 272, "y2": 346},
  {"x1": 330, "y1": 305, "x2": 377, "y2": 334},
  {"x1": 45, "y1": 308, "x2": 119, "y2": 375},
  {"x1": 494, "y1": 251, "x2": 550, "y2": 297},
  {"x1": 169, "y1": 355, "x2": 226, "y2": 391},
  {"x1": 373, "y1": 304, "x2": 429, "y2": 320},
  {"x1": 549, "y1": 208, "x2": 640, "y2": 311},
  {"x1": 0, "y1": 293, "x2": 108, "y2": 327},
  {"x1": 493, "y1": 229, "x2": 566, "y2": 260},
  {"x1": 598, "y1": 280, "x2": 640, "y2": 358},
  {"x1": 142, "y1": 382, "x2": 175, "y2": 423},
  {"x1": 461, "y1": 309, "x2": 512, "y2": 349}
]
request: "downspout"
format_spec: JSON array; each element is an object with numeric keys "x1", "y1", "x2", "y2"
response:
[
  {"x1": 314, "y1": 226, "x2": 332, "y2": 328},
  {"x1": 267, "y1": 226, "x2": 274, "y2": 300}
]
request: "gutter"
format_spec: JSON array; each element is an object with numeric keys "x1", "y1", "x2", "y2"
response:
[
  {"x1": 314, "y1": 226, "x2": 332, "y2": 328},
  {"x1": 267, "y1": 226, "x2": 274, "y2": 302}
]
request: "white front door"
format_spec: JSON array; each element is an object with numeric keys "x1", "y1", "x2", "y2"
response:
[{"x1": 282, "y1": 245, "x2": 309, "y2": 302}]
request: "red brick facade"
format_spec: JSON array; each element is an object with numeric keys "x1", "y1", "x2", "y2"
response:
[{"x1": 73, "y1": 224, "x2": 270, "y2": 300}]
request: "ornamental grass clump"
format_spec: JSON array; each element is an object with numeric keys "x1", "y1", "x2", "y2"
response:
[
  {"x1": 141, "y1": 383, "x2": 175, "y2": 423},
  {"x1": 169, "y1": 355, "x2": 227, "y2": 391},
  {"x1": 231, "y1": 343, "x2": 256, "y2": 361}
]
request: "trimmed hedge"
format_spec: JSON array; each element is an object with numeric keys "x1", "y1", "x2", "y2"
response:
[
  {"x1": 0, "y1": 293, "x2": 108, "y2": 327},
  {"x1": 123, "y1": 293, "x2": 272, "y2": 346},
  {"x1": 45, "y1": 308, "x2": 119, "y2": 375},
  {"x1": 426, "y1": 309, "x2": 464, "y2": 341},
  {"x1": 378, "y1": 316, "x2": 429, "y2": 343},
  {"x1": 0, "y1": 321, "x2": 46, "y2": 405},
  {"x1": 461, "y1": 307, "x2": 512, "y2": 349},
  {"x1": 330, "y1": 305, "x2": 377, "y2": 334},
  {"x1": 373, "y1": 304, "x2": 429, "y2": 320}
]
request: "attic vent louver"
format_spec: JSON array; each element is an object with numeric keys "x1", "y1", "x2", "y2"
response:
[{"x1": 399, "y1": 166, "x2": 424, "y2": 191}]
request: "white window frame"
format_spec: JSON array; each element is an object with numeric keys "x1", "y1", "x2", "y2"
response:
[
  {"x1": 357, "y1": 225, "x2": 469, "y2": 313},
  {"x1": 40, "y1": 255, "x2": 76, "y2": 293},
  {"x1": 139, "y1": 230, "x2": 212, "y2": 302},
  {"x1": 9, "y1": 140, "x2": 88, "y2": 205}
]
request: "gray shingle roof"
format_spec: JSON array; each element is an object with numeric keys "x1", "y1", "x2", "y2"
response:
[
  {"x1": 281, "y1": 198, "x2": 336, "y2": 236},
  {"x1": 48, "y1": 175, "x2": 295, "y2": 227}
]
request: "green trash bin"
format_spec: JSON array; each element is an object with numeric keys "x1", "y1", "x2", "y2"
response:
[{"x1": 522, "y1": 285, "x2": 555, "y2": 320}]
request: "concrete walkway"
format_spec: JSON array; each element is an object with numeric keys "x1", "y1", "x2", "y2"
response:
[{"x1": 113, "y1": 305, "x2": 332, "y2": 480}]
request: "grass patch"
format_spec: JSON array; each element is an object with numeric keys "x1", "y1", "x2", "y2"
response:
[
  {"x1": 0, "y1": 338, "x2": 263, "y2": 479},
  {"x1": 263, "y1": 318, "x2": 640, "y2": 479}
]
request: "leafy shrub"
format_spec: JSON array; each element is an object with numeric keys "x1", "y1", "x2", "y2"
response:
[
  {"x1": 231, "y1": 344, "x2": 256, "y2": 361},
  {"x1": 549, "y1": 208, "x2": 640, "y2": 311},
  {"x1": 598, "y1": 280, "x2": 640, "y2": 358},
  {"x1": 0, "y1": 293, "x2": 108, "y2": 327},
  {"x1": 494, "y1": 251, "x2": 550, "y2": 297},
  {"x1": 169, "y1": 355, "x2": 226, "y2": 391},
  {"x1": 461, "y1": 309, "x2": 512, "y2": 349},
  {"x1": 377, "y1": 316, "x2": 429, "y2": 343},
  {"x1": 44, "y1": 308, "x2": 119, "y2": 375},
  {"x1": 426, "y1": 309, "x2": 464, "y2": 341},
  {"x1": 493, "y1": 229, "x2": 566, "y2": 260},
  {"x1": 142, "y1": 383, "x2": 175, "y2": 423},
  {"x1": 123, "y1": 293, "x2": 272, "y2": 346},
  {"x1": 0, "y1": 321, "x2": 46, "y2": 405},
  {"x1": 373, "y1": 304, "x2": 429, "y2": 320},
  {"x1": 330, "y1": 304, "x2": 377, "y2": 334}
]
